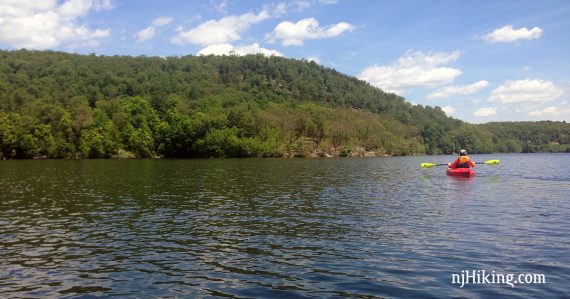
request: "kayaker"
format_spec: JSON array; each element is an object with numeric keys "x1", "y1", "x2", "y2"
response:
[{"x1": 448, "y1": 149, "x2": 475, "y2": 169}]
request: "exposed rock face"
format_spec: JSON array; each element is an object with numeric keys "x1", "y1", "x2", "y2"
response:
[
  {"x1": 282, "y1": 138, "x2": 380, "y2": 158},
  {"x1": 348, "y1": 147, "x2": 376, "y2": 157},
  {"x1": 364, "y1": 151, "x2": 376, "y2": 157}
]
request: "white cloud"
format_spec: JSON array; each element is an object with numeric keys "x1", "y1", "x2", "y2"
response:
[
  {"x1": 136, "y1": 26, "x2": 155, "y2": 43},
  {"x1": 273, "y1": 2, "x2": 287, "y2": 15},
  {"x1": 0, "y1": 0, "x2": 112, "y2": 50},
  {"x1": 527, "y1": 106, "x2": 570, "y2": 120},
  {"x1": 1, "y1": 1, "x2": 58, "y2": 11},
  {"x1": 441, "y1": 105, "x2": 456, "y2": 116},
  {"x1": 483, "y1": 25, "x2": 543, "y2": 43},
  {"x1": 58, "y1": 0, "x2": 92, "y2": 18},
  {"x1": 171, "y1": 10, "x2": 269, "y2": 46},
  {"x1": 197, "y1": 43, "x2": 233, "y2": 55},
  {"x1": 93, "y1": 0, "x2": 114, "y2": 11},
  {"x1": 211, "y1": 0, "x2": 229, "y2": 13},
  {"x1": 489, "y1": 79, "x2": 564, "y2": 104},
  {"x1": 266, "y1": 18, "x2": 354, "y2": 46},
  {"x1": 473, "y1": 107, "x2": 497, "y2": 117},
  {"x1": 135, "y1": 16, "x2": 173, "y2": 43},
  {"x1": 152, "y1": 16, "x2": 173, "y2": 27},
  {"x1": 358, "y1": 51, "x2": 461, "y2": 93},
  {"x1": 427, "y1": 80, "x2": 489, "y2": 99},
  {"x1": 290, "y1": 1, "x2": 313, "y2": 11},
  {"x1": 197, "y1": 43, "x2": 283, "y2": 57},
  {"x1": 286, "y1": 0, "x2": 339, "y2": 12},
  {"x1": 527, "y1": 106, "x2": 559, "y2": 117}
]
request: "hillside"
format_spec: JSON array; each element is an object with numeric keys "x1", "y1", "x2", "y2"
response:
[{"x1": 0, "y1": 50, "x2": 568, "y2": 158}]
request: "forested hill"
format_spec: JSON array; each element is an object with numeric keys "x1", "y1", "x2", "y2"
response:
[{"x1": 0, "y1": 50, "x2": 568, "y2": 159}]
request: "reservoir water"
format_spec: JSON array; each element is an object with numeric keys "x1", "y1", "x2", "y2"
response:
[{"x1": 1, "y1": 154, "x2": 569, "y2": 298}]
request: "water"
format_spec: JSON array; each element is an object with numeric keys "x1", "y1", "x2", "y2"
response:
[{"x1": 1, "y1": 154, "x2": 569, "y2": 298}]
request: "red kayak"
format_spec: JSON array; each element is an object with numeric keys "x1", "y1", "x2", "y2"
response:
[{"x1": 447, "y1": 167, "x2": 475, "y2": 177}]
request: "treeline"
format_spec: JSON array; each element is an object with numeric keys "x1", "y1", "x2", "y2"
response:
[
  {"x1": 481, "y1": 121, "x2": 570, "y2": 153},
  {"x1": 0, "y1": 94, "x2": 424, "y2": 158},
  {"x1": 0, "y1": 50, "x2": 568, "y2": 158}
]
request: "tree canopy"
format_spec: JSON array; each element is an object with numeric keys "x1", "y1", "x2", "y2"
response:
[{"x1": 0, "y1": 50, "x2": 568, "y2": 159}]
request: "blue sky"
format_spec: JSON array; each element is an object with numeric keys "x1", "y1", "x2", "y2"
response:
[{"x1": 1, "y1": 0, "x2": 569, "y2": 123}]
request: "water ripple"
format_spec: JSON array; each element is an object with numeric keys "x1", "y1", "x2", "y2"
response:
[{"x1": 1, "y1": 155, "x2": 569, "y2": 297}]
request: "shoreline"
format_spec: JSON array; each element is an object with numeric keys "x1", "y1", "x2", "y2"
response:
[{"x1": 2, "y1": 151, "x2": 568, "y2": 161}]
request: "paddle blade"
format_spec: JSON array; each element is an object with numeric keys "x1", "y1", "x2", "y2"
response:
[
  {"x1": 484, "y1": 159, "x2": 500, "y2": 165},
  {"x1": 421, "y1": 163, "x2": 436, "y2": 168}
]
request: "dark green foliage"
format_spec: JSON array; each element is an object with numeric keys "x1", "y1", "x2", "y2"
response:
[
  {"x1": 480, "y1": 121, "x2": 570, "y2": 153},
  {"x1": 0, "y1": 49, "x2": 568, "y2": 158}
]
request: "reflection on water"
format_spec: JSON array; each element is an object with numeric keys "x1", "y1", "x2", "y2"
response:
[{"x1": 1, "y1": 154, "x2": 569, "y2": 297}]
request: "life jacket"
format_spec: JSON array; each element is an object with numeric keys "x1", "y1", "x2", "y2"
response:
[{"x1": 456, "y1": 155, "x2": 471, "y2": 168}]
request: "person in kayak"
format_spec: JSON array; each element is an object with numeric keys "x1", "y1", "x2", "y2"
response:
[{"x1": 448, "y1": 149, "x2": 475, "y2": 169}]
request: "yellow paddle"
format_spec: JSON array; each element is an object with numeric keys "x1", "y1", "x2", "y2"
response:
[
  {"x1": 476, "y1": 159, "x2": 500, "y2": 165},
  {"x1": 420, "y1": 159, "x2": 500, "y2": 168}
]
